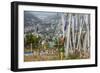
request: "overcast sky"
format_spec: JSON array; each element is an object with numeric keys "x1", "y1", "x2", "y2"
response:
[{"x1": 25, "y1": 11, "x2": 62, "y2": 20}]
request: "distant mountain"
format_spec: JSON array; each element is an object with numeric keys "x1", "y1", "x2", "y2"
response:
[
  {"x1": 24, "y1": 11, "x2": 63, "y2": 38},
  {"x1": 24, "y1": 12, "x2": 43, "y2": 33},
  {"x1": 24, "y1": 12, "x2": 42, "y2": 25}
]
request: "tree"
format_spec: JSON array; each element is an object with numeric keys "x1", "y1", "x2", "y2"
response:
[
  {"x1": 25, "y1": 33, "x2": 42, "y2": 52},
  {"x1": 25, "y1": 33, "x2": 35, "y2": 52}
]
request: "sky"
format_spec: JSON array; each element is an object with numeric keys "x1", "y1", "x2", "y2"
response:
[{"x1": 26, "y1": 11, "x2": 62, "y2": 20}]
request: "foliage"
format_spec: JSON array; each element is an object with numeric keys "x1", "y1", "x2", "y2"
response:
[{"x1": 24, "y1": 33, "x2": 41, "y2": 49}]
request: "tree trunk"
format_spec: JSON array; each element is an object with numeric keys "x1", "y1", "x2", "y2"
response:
[{"x1": 30, "y1": 43, "x2": 32, "y2": 52}]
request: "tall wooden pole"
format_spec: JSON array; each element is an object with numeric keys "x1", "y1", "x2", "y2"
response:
[
  {"x1": 77, "y1": 15, "x2": 84, "y2": 50},
  {"x1": 64, "y1": 14, "x2": 71, "y2": 57}
]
